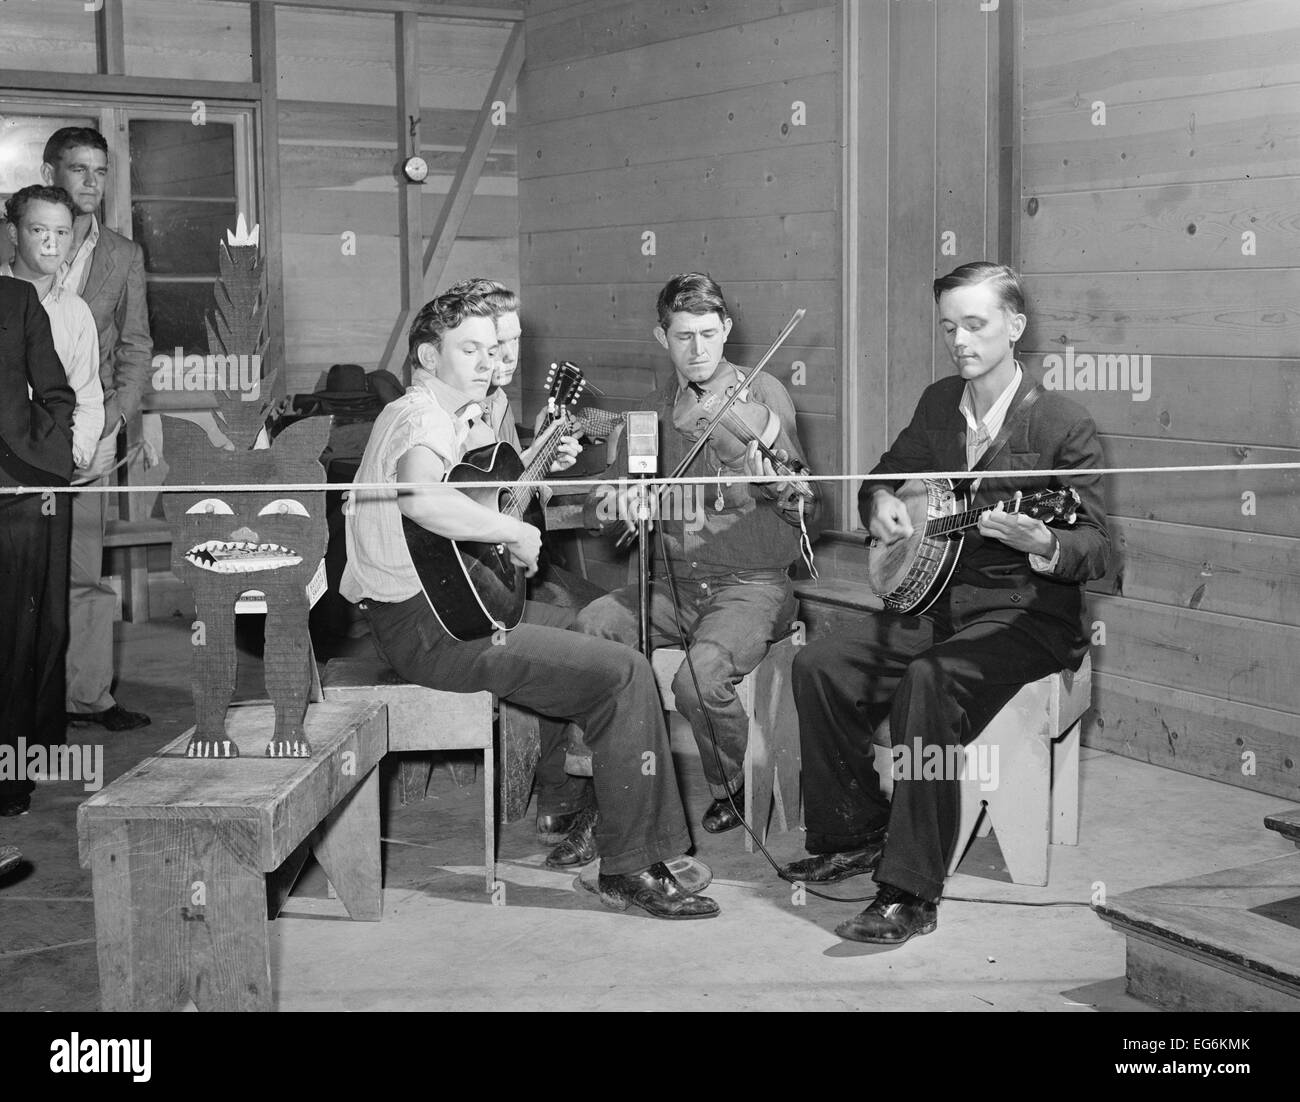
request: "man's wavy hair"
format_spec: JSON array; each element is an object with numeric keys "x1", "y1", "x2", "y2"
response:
[
  {"x1": 4, "y1": 184, "x2": 75, "y2": 227},
  {"x1": 42, "y1": 126, "x2": 109, "y2": 167},
  {"x1": 407, "y1": 290, "x2": 497, "y2": 370},
  {"x1": 932, "y1": 261, "x2": 1026, "y2": 316},
  {"x1": 445, "y1": 277, "x2": 519, "y2": 318},
  {"x1": 655, "y1": 272, "x2": 730, "y2": 330}
]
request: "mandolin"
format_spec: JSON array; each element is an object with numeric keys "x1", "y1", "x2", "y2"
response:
[{"x1": 867, "y1": 478, "x2": 1081, "y2": 615}]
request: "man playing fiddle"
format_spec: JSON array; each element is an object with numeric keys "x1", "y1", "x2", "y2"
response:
[{"x1": 557, "y1": 274, "x2": 818, "y2": 864}]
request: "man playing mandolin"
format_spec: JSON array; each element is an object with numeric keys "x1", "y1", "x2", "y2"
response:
[
  {"x1": 557, "y1": 273, "x2": 818, "y2": 867},
  {"x1": 784, "y1": 261, "x2": 1110, "y2": 945},
  {"x1": 341, "y1": 288, "x2": 720, "y2": 920}
]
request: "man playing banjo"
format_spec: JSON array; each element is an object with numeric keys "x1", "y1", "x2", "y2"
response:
[{"x1": 784, "y1": 261, "x2": 1111, "y2": 946}]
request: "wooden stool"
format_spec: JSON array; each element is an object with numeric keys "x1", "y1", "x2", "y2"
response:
[
  {"x1": 872, "y1": 655, "x2": 1092, "y2": 886},
  {"x1": 564, "y1": 637, "x2": 801, "y2": 853},
  {"x1": 77, "y1": 701, "x2": 386, "y2": 1011},
  {"x1": 321, "y1": 656, "x2": 496, "y2": 891}
]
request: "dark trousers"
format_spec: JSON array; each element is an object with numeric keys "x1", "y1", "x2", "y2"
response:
[
  {"x1": 0, "y1": 491, "x2": 70, "y2": 801},
  {"x1": 577, "y1": 570, "x2": 796, "y2": 795},
  {"x1": 360, "y1": 593, "x2": 691, "y2": 875},
  {"x1": 792, "y1": 588, "x2": 1064, "y2": 901}
]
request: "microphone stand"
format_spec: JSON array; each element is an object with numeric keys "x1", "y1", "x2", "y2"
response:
[{"x1": 636, "y1": 475, "x2": 652, "y2": 657}]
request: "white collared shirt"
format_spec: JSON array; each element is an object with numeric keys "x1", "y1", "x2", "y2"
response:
[
  {"x1": 959, "y1": 363, "x2": 1022, "y2": 471},
  {"x1": 59, "y1": 213, "x2": 101, "y2": 297},
  {"x1": 959, "y1": 362, "x2": 1059, "y2": 574},
  {"x1": 2, "y1": 263, "x2": 104, "y2": 468}
]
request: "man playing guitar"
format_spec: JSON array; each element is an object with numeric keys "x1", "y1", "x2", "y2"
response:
[
  {"x1": 341, "y1": 288, "x2": 719, "y2": 920},
  {"x1": 784, "y1": 262, "x2": 1111, "y2": 945}
]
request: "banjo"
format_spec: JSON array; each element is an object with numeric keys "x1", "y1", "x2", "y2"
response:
[{"x1": 866, "y1": 479, "x2": 1081, "y2": 615}]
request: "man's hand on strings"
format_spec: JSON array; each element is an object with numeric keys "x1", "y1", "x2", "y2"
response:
[
  {"x1": 978, "y1": 500, "x2": 1054, "y2": 556},
  {"x1": 503, "y1": 520, "x2": 543, "y2": 577},
  {"x1": 868, "y1": 490, "x2": 914, "y2": 544},
  {"x1": 742, "y1": 440, "x2": 791, "y2": 496}
]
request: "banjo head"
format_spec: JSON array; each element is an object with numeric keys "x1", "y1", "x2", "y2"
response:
[{"x1": 867, "y1": 478, "x2": 959, "y2": 606}]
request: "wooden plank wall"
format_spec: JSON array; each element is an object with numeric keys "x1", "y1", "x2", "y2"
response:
[
  {"x1": 273, "y1": 4, "x2": 519, "y2": 397},
  {"x1": 1016, "y1": 0, "x2": 1300, "y2": 799},
  {"x1": 516, "y1": 0, "x2": 844, "y2": 536}
]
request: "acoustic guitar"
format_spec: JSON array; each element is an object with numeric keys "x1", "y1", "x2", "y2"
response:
[
  {"x1": 867, "y1": 478, "x2": 1081, "y2": 615},
  {"x1": 403, "y1": 362, "x2": 587, "y2": 641}
]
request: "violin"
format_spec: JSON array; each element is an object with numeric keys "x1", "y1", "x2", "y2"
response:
[
  {"x1": 613, "y1": 307, "x2": 810, "y2": 550},
  {"x1": 672, "y1": 369, "x2": 815, "y2": 501}
]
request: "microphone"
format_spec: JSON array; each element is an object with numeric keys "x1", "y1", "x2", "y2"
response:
[{"x1": 625, "y1": 410, "x2": 659, "y2": 475}]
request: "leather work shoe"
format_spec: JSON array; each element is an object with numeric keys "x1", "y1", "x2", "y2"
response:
[
  {"x1": 701, "y1": 788, "x2": 745, "y2": 834},
  {"x1": 0, "y1": 844, "x2": 22, "y2": 877},
  {"x1": 67, "y1": 705, "x2": 151, "y2": 732},
  {"x1": 537, "y1": 808, "x2": 588, "y2": 845},
  {"x1": 544, "y1": 806, "x2": 598, "y2": 868},
  {"x1": 778, "y1": 829, "x2": 887, "y2": 883},
  {"x1": 586, "y1": 861, "x2": 719, "y2": 920},
  {"x1": 835, "y1": 883, "x2": 938, "y2": 944}
]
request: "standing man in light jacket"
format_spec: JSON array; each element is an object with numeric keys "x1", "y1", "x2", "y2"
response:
[{"x1": 42, "y1": 126, "x2": 153, "y2": 732}]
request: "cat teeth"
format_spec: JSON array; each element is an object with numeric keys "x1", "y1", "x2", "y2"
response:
[{"x1": 183, "y1": 539, "x2": 303, "y2": 574}]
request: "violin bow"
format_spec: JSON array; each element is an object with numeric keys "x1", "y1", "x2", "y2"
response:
[{"x1": 668, "y1": 306, "x2": 806, "y2": 485}]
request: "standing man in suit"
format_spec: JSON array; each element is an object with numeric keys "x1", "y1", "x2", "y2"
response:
[
  {"x1": 0, "y1": 276, "x2": 76, "y2": 815},
  {"x1": 785, "y1": 262, "x2": 1110, "y2": 945},
  {"x1": 42, "y1": 127, "x2": 153, "y2": 732}
]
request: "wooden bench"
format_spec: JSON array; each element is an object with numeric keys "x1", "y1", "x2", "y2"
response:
[
  {"x1": 321, "y1": 657, "x2": 497, "y2": 890},
  {"x1": 77, "y1": 701, "x2": 386, "y2": 1011},
  {"x1": 873, "y1": 656, "x2": 1093, "y2": 886},
  {"x1": 561, "y1": 636, "x2": 802, "y2": 853}
]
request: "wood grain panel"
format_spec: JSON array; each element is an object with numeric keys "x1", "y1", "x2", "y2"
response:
[
  {"x1": 517, "y1": 143, "x2": 837, "y2": 233},
  {"x1": 1019, "y1": 352, "x2": 1300, "y2": 450},
  {"x1": 1088, "y1": 517, "x2": 1300, "y2": 629},
  {"x1": 522, "y1": 280, "x2": 837, "y2": 349},
  {"x1": 519, "y1": 6, "x2": 840, "y2": 124},
  {"x1": 1021, "y1": 271, "x2": 1300, "y2": 359},
  {"x1": 525, "y1": 0, "x2": 831, "y2": 69},
  {"x1": 1022, "y1": 0, "x2": 1300, "y2": 115},
  {"x1": 1085, "y1": 671, "x2": 1300, "y2": 801},
  {"x1": 1085, "y1": 592, "x2": 1300, "y2": 715},
  {"x1": 1099, "y1": 434, "x2": 1300, "y2": 538},
  {"x1": 1021, "y1": 84, "x2": 1300, "y2": 194},
  {"x1": 1019, "y1": 177, "x2": 1300, "y2": 273},
  {"x1": 0, "y1": 3, "x2": 98, "y2": 73},
  {"x1": 279, "y1": 144, "x2": 516, "y2": 189},
  {"x1": 519, "y1": 72, "x2": 836, "y2": 180},
  {"x1": 520, "y1": 212, "x2": 837, "y2": 285},
  {"x1": 885, "y1": 0, "x2": 938, "y2": 441},
  {"x1": 122, "y1": 0, "x2": 254, "y2": 82},
  {"x1": 280, "y1": 189, "x2": 518, "y2": 239}
]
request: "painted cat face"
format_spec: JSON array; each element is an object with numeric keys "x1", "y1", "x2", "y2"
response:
[{"x1": 162, "y1": 416, "x2": 332, "y2": 590}]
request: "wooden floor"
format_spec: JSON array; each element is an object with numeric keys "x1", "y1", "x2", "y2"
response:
[{"x1": 1, "y1": 609, "x2": 1297, "y2": 1013}]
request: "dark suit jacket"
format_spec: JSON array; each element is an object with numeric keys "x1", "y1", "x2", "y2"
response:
[
  {"x1": 860, "y1": 368, "x2": 1111, "y2": 667},
  {"x1": 80, "y1": 224, "x2": 153, "y2": 435},
  {"x1": 0, "y1": 276, "x2": 76, "y2": 483}
]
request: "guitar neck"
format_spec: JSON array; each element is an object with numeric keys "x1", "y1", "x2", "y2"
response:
[{"x1": 499, "y1": 413, "x2": 568, "y2": 520}]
